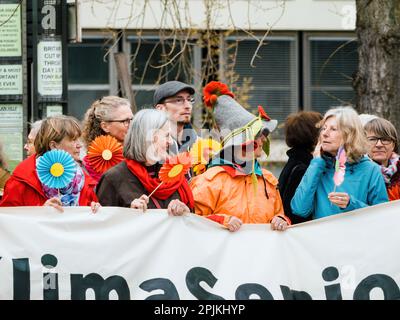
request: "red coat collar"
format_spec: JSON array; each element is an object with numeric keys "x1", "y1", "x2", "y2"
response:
[
  {"x1": 12, "y1": 154, "x2": 45, "y2": 197},
  {"x1": 12, "y1": 154, "x2": 97, "y2": 197}
]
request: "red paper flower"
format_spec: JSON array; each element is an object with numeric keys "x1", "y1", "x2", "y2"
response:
[
  {"x1": 203, "y1": 81, "x2": 235, "y2": 108},
  {"x1": 87, "y1": 135, "x2": 123, "y2": 174},
  {"x1": 258, "y1": 105, "x2": 271, "y2": 121},
  {"x1": 158, "y1": 152, "x2": 192, "y2": 184}
]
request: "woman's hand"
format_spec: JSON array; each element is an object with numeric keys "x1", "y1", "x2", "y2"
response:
[
  {"x1": 130, "y1": 195, "x2": 149, "y2": 212},
  {"x1": 271, "y1": 216, "x2": 288, "y2": 231},
  {"x1": 90, "y1": 201, "x2": 101, "y2": 213},
  {"x1": 313, "y1": 140, "x2": 323, "y2": 158},
  {"x1": 44, "y1": 197, "x2": 63, "y2": 213},
  {"x1": 167, "y1": 199, "x2": 190, "y2": 216},
  {"x1": 328, "y1": 192, "x2": 350, "y2": 208},
  {"x1": 227, "y1": 216, "x2": 242, "y2": 232}
]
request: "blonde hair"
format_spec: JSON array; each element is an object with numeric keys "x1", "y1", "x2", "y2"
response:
[
  {"x1": 34, "y1": 116, "x2": 82, "y2": 156},
  {"x1": 319, "y1": 106, "x2": 367, "y2": 163},
  {"x1": 82, "y1": 96, "x2": 131, "y2": 146}
]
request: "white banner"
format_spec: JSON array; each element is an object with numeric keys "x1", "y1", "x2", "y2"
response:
[{"x1": 0, "y1": 201, "x2": 399, "y2": 300}]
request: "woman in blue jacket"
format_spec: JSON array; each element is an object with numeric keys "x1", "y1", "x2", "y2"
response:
[{"x1": 291, "y1": 106, "x2": 388, "y2": 220}]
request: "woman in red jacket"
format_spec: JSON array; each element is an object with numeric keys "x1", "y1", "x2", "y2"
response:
[{"x1": 0, "y1": 116, "x2": 99, "y2": 213}]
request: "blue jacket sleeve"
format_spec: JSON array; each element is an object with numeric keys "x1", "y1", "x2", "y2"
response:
[
  {"x1": 290, "y1": 157, "x2": 326, "y2": 218},
  {"x1": 345, "y1": 164, "x2": 389, "y2": 211}
]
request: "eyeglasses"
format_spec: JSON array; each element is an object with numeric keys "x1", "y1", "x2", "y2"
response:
[
  {"x1": 367, "y1": 136, "x2": 393, "y2": 145},
  {"x1": 163, "y1": 97, "x2": 195, "y2": 105},
  {"x1": 105, "y1": 118, "x2": 133, "y2": 126}
]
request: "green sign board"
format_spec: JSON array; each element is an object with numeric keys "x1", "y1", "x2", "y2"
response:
[
  {"x1": 0, "y1": 64, "x2": 22, "y2": 95},
  {"x1": 0, "y1": 132, "x2": 23, "y2": 163},
  {"x1": 0, "y1": 104, "x2": 23, "y2": 164},
  {"x1": 0, "y1": 4, "x2": 22, "y2": 57},
  {"x1": 46, "y1": 105, "x2": 63, "y2": 117},
  {"x1": 0, "y1": 104, "x2": 23, "y2": 128},
  {"x1": 37, "y1": 41, "x2": 63, "y2": 96}
]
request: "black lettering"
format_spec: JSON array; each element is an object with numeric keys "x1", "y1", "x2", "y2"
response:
[
  {"x1": 186, "y1": 267, "x2": 224, "y2": 300},
  {"x1": 13, "y1": 258, "x2": 30, "y2": 300},
  {"x1": 322, "y1": 266, "x2": 342, "y2": 300},
  {"x1": 42, "y1": 254, "x2": 58, "y2": 300},
  {"x1": 235, "y1": 283, "x2": 274, "y2": 300},
  {"x1": 139, "y1": 278, "x2": 180, "y2": 300},
  {"x1": 280, "y1": 285, "x2": 312, "y2": 300},
  {"x1": 353, "y1": 274, "x2": 400, "y2": 300},
  {"x1": 70, "y1": 273, "x2": 130, "y2": 300}
]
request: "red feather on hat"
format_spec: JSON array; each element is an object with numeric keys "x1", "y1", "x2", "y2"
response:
[
  {"x1": 258, "y1": 105, "x2": 271, "y2": 121},
  {"x1": 203, "y1": 81, "x2": 235, "y2": 108}
]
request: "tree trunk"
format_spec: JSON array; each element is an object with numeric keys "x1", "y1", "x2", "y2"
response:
[
  {"x1": 114, "y1": 52, "x2": 137, "y2": 113},
  {"x1": 353, "y1": 0, "x2": 400, "y2": 129}
]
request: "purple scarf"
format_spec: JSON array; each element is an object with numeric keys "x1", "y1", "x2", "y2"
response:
[{"x1": 41, "y1": 163, "x2": 85, "y2": 206}]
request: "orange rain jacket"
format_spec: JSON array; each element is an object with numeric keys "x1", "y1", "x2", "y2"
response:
[
  {"x1": 190, "y1": 166, "x2": 290, "y2": 227},
  {"x1": 387, "y1": 183, "x2": 400, "y2": 201}
]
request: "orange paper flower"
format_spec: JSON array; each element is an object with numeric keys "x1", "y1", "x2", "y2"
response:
[
  {"x1": 203, "y1": 81, "x2": 234, "y2": 108},
  {"x1": 87, "y1": 135, "x2": 123, "y2": 174},
  {"x1": 190, "y1": 138, "x2": 221, "y2": 175},
  {"x1": 158, "y1": 152, "x2": 192, "y2": 184}
]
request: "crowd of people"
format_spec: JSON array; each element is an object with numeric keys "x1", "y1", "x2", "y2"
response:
[{"x1": 0, "y1": 79, "x2": 398, "y2": 232}]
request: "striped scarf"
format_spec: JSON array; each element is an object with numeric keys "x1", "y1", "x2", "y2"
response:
[{"x1": 381, "y1": 153, "x2": 400, "y2": 185}]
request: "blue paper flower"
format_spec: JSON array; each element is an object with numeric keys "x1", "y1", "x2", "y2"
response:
[{"x1": 36, "y1": 150, "x2": 77, "y2": 189}]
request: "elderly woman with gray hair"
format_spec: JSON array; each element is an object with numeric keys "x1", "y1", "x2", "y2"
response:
[{"x1": 96, "y1": 109, "x2": 194, "y2": 215}]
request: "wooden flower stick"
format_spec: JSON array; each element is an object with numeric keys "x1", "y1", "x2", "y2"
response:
[{"x1": 148, "y1": 182, "x2": 163, "y2": 198}]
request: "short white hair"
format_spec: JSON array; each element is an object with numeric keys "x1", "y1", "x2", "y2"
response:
[
  {"x1": 359, "y1": 114, "x2": 378, "y2": 127},
  {"x1": 123, "y1": 109, "x2": 168, "y2": 162},
  {"x1": 29, "y1": 120, "x2": 43, "y2": 137}
]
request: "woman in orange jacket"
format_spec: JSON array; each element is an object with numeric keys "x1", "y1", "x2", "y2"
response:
[{"x1": 190, "y1": 82, "x2": 290, "y2": 232}]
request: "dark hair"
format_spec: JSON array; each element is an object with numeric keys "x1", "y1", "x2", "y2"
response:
[{"x1": 284, "y1": 111, "x2": 323, "y2": 152}]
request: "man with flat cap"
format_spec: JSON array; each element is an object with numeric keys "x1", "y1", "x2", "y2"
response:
[{"x1": 154, "y1": 81, "x2": 198, "y2": 155}]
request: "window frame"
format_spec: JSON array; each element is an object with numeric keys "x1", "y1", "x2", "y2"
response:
[
  {"x1": 303, "y1": 31, "x2": 357, "y2": 111},
  {"x1": 68, "y1": 33, "x2": 116, "y2": 94},
  {"x1": 125, "y1": 32, "x2": 202, "y2": 123},
  {"x1": 222, "y1": 32, "x2": 299, "y2": 135}
]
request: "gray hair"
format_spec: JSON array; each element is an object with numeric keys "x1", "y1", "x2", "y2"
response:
[
  {"x1": 123, "y1": 109, "x2": 169, "y2": 162},
  {"x1": 29, "y1": 120, "x2": 43, "y2": 137},
  {"x1": 0, "y1": 140, "x2": 7, "y2": 169},
  {"x1": 359, "y1": 114, "x2": 378, "y2": 127}
]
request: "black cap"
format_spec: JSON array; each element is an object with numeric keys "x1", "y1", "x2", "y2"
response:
[{"x1": 153, "y1": 81, "x2": 195, "y2": 106}]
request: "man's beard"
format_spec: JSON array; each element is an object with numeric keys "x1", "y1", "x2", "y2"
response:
[{"x1": 177, "y1": 119, "x2": 190, "y2": 125}]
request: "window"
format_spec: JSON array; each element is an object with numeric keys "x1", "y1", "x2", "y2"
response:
[
  {"x1": 305, "y1": 35, "x2": 358, "y2": 115},
  {"x1": 225, "y1": 35, "x2": 298, "y2": 137},
  {"x1": 68, "y1": 38, "x2": 111, "y2": 120},
  {"x1": 129, "y1": 37, "x2": 196, "y2": 109}
]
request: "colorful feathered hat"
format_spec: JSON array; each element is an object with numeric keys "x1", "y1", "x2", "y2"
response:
[{"x1": 203, "y1": 81, "x2": 277, "y2": 156}]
